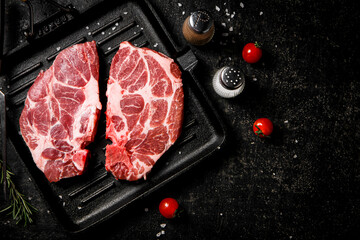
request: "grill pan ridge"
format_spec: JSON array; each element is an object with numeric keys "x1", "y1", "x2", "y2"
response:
[{"x1": 3, "y1": 0, "x2": 226, "y2": 232}]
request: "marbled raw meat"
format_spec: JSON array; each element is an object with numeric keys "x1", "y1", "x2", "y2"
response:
[
  {"x1": 105, "y1": 41, "x2": 183, "y2": 181},
  {"x1": 19, "y1": 41, "x2": 102, "y2": 182}
]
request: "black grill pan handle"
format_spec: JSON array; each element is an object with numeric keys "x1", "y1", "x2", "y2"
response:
[
  {"x1": 0, "y1": 0, "x2": 4, "y2": 73},
  {"x1": 0, "y1": 0, "x2": 7, "y2": 201}
]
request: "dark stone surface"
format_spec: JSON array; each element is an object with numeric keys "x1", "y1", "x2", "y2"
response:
[{"x1": 1, "y1": 0, "x2": 360, "y2": 239}]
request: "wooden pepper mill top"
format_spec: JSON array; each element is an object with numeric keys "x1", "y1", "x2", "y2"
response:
[{"x1": 182, "y1": 10, "x2": 215, "y2": 46}]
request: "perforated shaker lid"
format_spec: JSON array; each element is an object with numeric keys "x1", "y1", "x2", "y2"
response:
[
  {"x1": 219, "y1": 66, "x2": 245, "y2": 90},
  {"x1": 188, "y1": 10, "x2": 214, "y2": 34}
]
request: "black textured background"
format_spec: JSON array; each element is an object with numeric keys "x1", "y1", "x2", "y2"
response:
[{"x1": 1, "y1": 0, "x2": 360, "y2": 239}]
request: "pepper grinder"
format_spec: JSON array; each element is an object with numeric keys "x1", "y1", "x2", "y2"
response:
[
  {"x1": 212, "y1": 66, "x2": 246, "y2": 98},
  {"x1": 182, "y1": 10, "x2": 215, "y2": 46}
]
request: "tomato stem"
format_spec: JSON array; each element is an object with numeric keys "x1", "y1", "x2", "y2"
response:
[
  {"x1": 254, "y1": 125, "x2": 270, "y2": 138},
  {"x1": 254, "y1": 41, "x2": 261, "y2": 48},
  {"x1": 174, "y1": 208, "x2": 184, "y2": 218}
]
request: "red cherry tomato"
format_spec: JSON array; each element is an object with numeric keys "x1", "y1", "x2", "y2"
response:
[
  {"x1": 242, "y1": 42, "x2": 263, "y2": 63},
  {"x1": 253, "y1": 118, "x2": 273, "y2": 138},
  {"x1": 159, "y1": 198, "x2": 179, "y2": 219}
]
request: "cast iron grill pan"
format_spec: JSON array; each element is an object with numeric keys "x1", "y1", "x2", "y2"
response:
[{"x1": 4, "y1": 0, "x2": 226, "y2": 232}]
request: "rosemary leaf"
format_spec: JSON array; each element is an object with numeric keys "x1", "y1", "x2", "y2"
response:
[
  {"x1": 0, "y1": 160, "x2": 37, "y2": 226},
  {"x1": 0, "y1": 204, "x2": 11, "y2": 213}
]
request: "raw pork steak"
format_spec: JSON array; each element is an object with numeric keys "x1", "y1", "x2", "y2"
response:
[
  {"x1": 105, "y1": 41, "x2": 184, "y2": 181},
  {"x1": 19, "y1": 41, "x2": 102, "y2": 182}
]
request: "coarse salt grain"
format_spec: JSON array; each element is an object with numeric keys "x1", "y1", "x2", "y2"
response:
[
  {"x1": 293, "y1": 154, "x2": 298, "y2": 158},
  {"x1": 88, "y1": 32, "x2": 91, "y2": 35},
  {"x1": 284, "y1": 120, "x2": 289, "y2": 123},
  {"x1": 260, "y1": 11, "x2": 263, "y2": 15},
  {"x1": 182, "y1": 11, "x2": 185, "y2": 15},
  {"x1": 97, "y1": 22, "x2": 100, "y2": 25},
  {"x1": 178, "y1": 3, "x2": 182, "y2": 7},
  {"x1": 85, "y1": 26, "x2": 89, "y2": 29},
  {"x1": 56, "y1": 47, "x2": 61, "y2": 51},
  {"x1": 221, "y1": 22, "x2": 226, "y2": 27},
  {"x1": 240, "y1": 2, "x2": 244, "y2": 8},
  {"x1": 226, "y1": 13, "x2": 230, "y2": 16},
  {"x1": 144, "y1": 208, "x2": 149, "y2": 212},
  {"x1": 215, "y1": 6, "x2": 220, "y2": 11},
  {"x1": 161, "y1": 230, "x2": 165, "y2": 235},
  {"x1": 253, "y1": 77, "x2": 258, "y2": 81},
  {"x1": 156, "y1": 232, "x2": 161, "y2": 237},
  {"x1": 112, "y1": 27, "x2": 116, "y2": 31},
  {"x1": 124, "y1": 12, "x2": 128, "y2": 15},
  {"x1": 229, "y1": 27, "x2": 233, "y2": 31},
  {"x1": 225, "y1": 8, "x2": 228, "y2": 13},
  {"x1": 153, "y1": 43, "x2": 159, "y2": 47},
  {"x1": 115, "y1": 22, "x2": 119, "y2": 26},
  {"x1": 295, "y1": 139, "x2": 298, "y2": 143},
  {"x1": 160, "y1": 223, "x2": 167, "y2": 228},
  {"x1": 101, "y1": 31, "x2": 105, "y2": 35},
  {"x1": 108, "y1": 47, "x2": 111, "y2": 50}
]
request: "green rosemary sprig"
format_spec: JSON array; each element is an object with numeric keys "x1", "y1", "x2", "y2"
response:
[{"x1": 0, "y1": 160, "x2": 37, "y2": 226}]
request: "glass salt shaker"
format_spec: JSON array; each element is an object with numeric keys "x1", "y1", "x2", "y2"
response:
[{"x1": 212, "y1": 66, "x2": 246, "y2": 98}]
